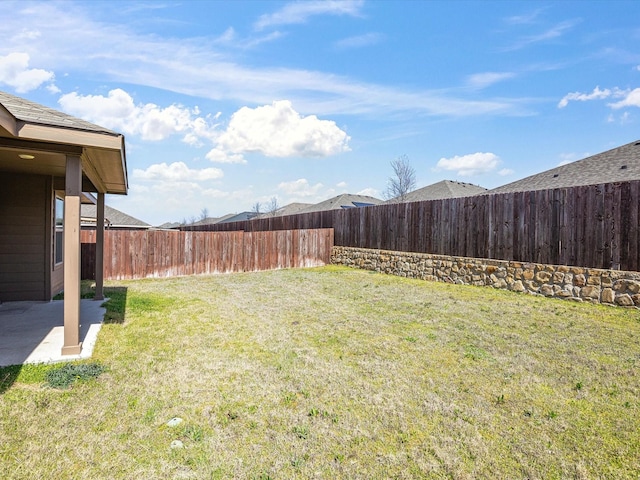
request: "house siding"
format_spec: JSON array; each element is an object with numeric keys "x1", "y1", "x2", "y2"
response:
[{"x1": 0, "y1": 173, "x2": 49, "y2": 301}]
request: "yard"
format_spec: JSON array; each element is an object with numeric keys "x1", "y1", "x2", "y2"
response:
[{"x1": 1, "y1": 266, "x2": 639, "y2": 479}]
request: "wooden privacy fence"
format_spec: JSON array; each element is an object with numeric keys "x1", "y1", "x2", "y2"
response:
[
  {"x1": 187, "y1": 181, "x2": 640, "y2": 271},
  {"x1": 81, "y1": 228, "x2": 334, "y2": 280}
]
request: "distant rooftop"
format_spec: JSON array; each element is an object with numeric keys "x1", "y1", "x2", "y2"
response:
[
  {"x1": 189, "y1": 214, "x2": 236, "y2": 227},
  {"x1": 298, "y1": 194, "x2": 383, "y2": 214},
  {"x1": 81, "y1": 204, "x2": 150, "y2": 228},
  {"x1": 489, "y1": 140, "x2": 640, "y2": 194},
  {"x1": 255, "y1": 202, "x2": 313, "y2": 218},
  {"x1": 217, "y1": 212, "x2": 257, "y2": 224},
  {"x1": 157, "y1": 222, "x2": 182, "y2": 230},
  {"x1": 387, "y1": 180, "x2": 488, "y2": 203}
]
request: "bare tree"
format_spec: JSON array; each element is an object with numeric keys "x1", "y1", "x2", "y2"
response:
[
  {"x1": 384, "y1": 154, "x2": 416, "y2": 202},
  {"x1": 200, "y1": 207, "x2": 209, "y2": 221},
  {"x1": 265, "y1": 196, "x2": 280, "y2": 217},
  {"x1": 252, "y1": 202, "x2": 262, "y2": 214}
]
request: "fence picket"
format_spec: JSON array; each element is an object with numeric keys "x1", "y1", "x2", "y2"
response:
[
  {"x1": 81, "y1": 228, "x2": 332, "y2": 280},
  {"x1": 84, "y1": 181, "x2": 640, "y2": 276}
]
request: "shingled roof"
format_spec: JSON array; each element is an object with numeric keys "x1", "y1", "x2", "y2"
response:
[
  {"x1": 298, "y1": 194, "x2": 383, "y2": 214},
  {"x1": 0, "y1": 90, "x2": 128, "y2": 195},
  {"x1": 254, "y1": 202, "x2": 313, "y2": 218},
  {"x1": 489, "y1": 140, "x2": 640, "y2": 194},
  {"x1": 0, "y1": 90, "x2": 117, "y2": 135},
  {"x1": 81, "y1": 204, "x2": 150, "y2": 228},
  {"x1": 386, "y1": 180, "x2": 488, "y2": 203}
]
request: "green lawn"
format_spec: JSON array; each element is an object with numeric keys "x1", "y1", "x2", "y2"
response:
[{"x1": 1, "y1": 266, "x2": 639, "y2": 479}]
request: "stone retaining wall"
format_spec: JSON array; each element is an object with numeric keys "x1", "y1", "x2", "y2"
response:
[{"x1": 331, "y1": 246, "x2": 640, "y2": 307}]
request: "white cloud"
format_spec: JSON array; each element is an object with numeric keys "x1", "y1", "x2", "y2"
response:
[
  {"x1": 12, "y1": 29, "x2": 42, "y2": 41},
  {"x1": 356, "y1": 187, "x2": 379, "y2": 197},
  {"x1": 217, "y1": 27, "x2": 236, "y2": 44},
  {"x1": 0, "y1": 52, "x2": 55, "y2": 93},
  {"x1": 498, "y1": 168, "x2": 514, "y2": 176},
  {"x1": 0, "y1": 3, "x2": 527, "y2": 119},
  {"x1": 215, "y1": 26, "x2": 286, "y2": 49},
  {"x1": 607, "y1": 111, "x2": 633, "y2": 125},
  {"x1": 335, "y1": 33, "x2": 384, "y2": 50},
  {"x1": 277, "y1": 178, "x2": 325, "y2": 197},
  {"x1": 132, "y1": 162, "x2": 223, "y2": 182},
  {"x1": 620, "y1": 111, "x2": 632, "y2": 124},
  {"x1": 207, "y1": 100, "x2": 351, "y2": 163},
  {"x1": 58, "y1": 89, "x2": 219, "y2": 142},
  {"x1": 558, "y1": 85, "x2": 640, "y2": 113},
  {"x1": 336, "y1": 181, "x2": 348, "y2": 188},
  {"x1": 504, "y1": 8, "x2": 546, "y2": 25},
  {"x1": 505, "y1": 19, "x2": 581, "y2": 51},
  {"x1": 254, "y1": 0, "x2": 364, "y2": 30},
  {"x1": 558, "y1": 86, "x2": 612, "y2": 108},
  {"x1": 205, "y1": 148, "x2": 248, "y2": 164},
  {"x1": 608, "y1": 88, "x2": 640, "y2": 109},
  {"x1": 467, "y1": 72, "x2": 516, "y2": 89},
  {"x1": 436, "y1": 152, "x2": 501, "y2": 176},
  {"x1": 558, "y1": 153, "x2": 579, "y2": 165}
]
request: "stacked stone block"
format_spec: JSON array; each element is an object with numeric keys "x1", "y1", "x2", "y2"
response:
[{"x1": 331, "y1": 246, "x2": 640, "y2": 307}]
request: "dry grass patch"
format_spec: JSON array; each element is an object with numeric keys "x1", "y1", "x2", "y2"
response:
[{"x1": 1, "y1": 266, "x2": 639, "y2": 479}]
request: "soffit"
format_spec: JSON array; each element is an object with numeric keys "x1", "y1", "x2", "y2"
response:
[{"x1": 0, "y1": 92, "x2": 128, "y2": 194}]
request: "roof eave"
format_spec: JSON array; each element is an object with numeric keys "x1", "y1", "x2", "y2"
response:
[
  {"x1": 0, "y1": 103, "x2": 17, "y2": 137},
  {"x1": 15, "y1": 121, "x2": 128, "y2": 195}
]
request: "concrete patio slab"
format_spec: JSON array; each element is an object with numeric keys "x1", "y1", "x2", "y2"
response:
[{"x1": 0, "y1": 299, "x2": 106, "y2": 367}]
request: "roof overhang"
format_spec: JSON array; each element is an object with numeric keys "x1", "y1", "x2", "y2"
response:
[{"x1": 0, "y1": 103, "x2": 128, "y2": 195}]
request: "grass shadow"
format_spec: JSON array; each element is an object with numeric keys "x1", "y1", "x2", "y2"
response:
[
  {"x1": 0, "y1": 365, "x2": 21, "y2": 394},
  {"x1": 102, "y1": 286, "x2": 128, "y2": 324}
]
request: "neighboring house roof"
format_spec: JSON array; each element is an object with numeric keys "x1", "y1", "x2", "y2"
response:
[
  {"x1": 489, "y1": 139, "x2": 640, "y2": 194},
  {"x1": 255, "y1": 202, "x2": 313, "y2": 218},
  {"x1": 189, "y1": 215, "x2": 234, "y2": 227},
  {"x1": 298, "y1": 194, "x2": 383, "y2": 214},
  {"x1": 157, "y1": 222, "x2": 182, "y2": 229},
  {"x1": 0, "y1": 90, "x2": 128, "y2": 195},
  {"x1": 163, "y1": 212, "x2": 256, "y2": 229},
  {"x1": 217, "y1": 212, "x2": 258, "y2": 224},
  {"x1": 81, "y1": 204, "x2": 150, "y2": 228},
  {"x1": 386, "y1": 180, "x2": 488, "y2": 203}
]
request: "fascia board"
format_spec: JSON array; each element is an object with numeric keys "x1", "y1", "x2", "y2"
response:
[{"x1": 16, "y1": 122, "x2": 122, "y2": 150}]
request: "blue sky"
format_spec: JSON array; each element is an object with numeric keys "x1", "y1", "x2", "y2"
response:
[{"x1": 1, "y1": 0, "x2": 639, "y2": 225}]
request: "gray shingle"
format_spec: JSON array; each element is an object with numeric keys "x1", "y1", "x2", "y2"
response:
[
  {"x1": 254, "y1": 202, "x2": 313, "y2": 218},
  {"x1": 0, "y1": 90, "x2": 117, "y2": 135},
  {"x1": 81, "y1": 204, "x2": 150, "y2": 228},
  {"x1": 490, "y1": 140, "x2": 640, "y2": 194},
  {"x1": 298, "y1": 194, "x2": 383, "y2": 214},
  {"x1": 387, "y1": 180, "x2": 488, "y2": 203}
]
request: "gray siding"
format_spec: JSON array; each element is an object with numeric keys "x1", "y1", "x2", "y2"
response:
[{"x1": 0, "y1": 173, "x2": 48, "y2": 301}]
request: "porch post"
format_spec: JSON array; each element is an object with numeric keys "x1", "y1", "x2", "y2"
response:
[
  {"x1": 62, "y1": 154, "x2": 82, "y2": 355},
  {"x1": 94, "y1": 192, "x2": 105, "y2": 301}
]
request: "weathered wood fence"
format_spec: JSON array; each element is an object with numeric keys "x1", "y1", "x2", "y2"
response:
[
  {"x1": 81, "y1": 228, "x2": 334, "y2": 280},
  {"x1": 187, "y1": 181, "x2": 640, "y2": 271}
]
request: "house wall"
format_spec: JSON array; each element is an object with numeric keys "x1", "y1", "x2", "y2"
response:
[{"x1": 0, "y1": 173, "x2": 51, "y2": 301}]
